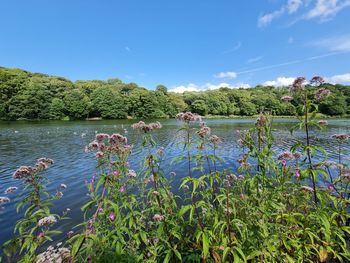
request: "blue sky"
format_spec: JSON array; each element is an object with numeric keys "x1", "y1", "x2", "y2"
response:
[{"x1": 1, "y1": 0, "x2": 350, "y2": 92}]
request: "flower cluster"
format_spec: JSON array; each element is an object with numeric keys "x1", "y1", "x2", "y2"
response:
[
  {"x1": 197, "y1": 123, "x2": 211, "y2": 138},
  {"x1": 131, "y1": 121, "x2": 162, "y2": 133},
  {"x1": 13, "y1": 158, "x2": 54, "y2": 180},
  {"x1": 310, "y1": 76, "x2": 325, "y2": 86},
  {"x1": 176, "y1": 112, "x2": 202, "y2": 122},
  {"x1": 291, "y1": 77, "x2": 306, "y2": 92},
  {"x1": 153, "y1": 214, "x2": 164, "y2": 222},
  {"x1": 4, "y1": 186, "x2": 18, "y2": 194},
  {"x1": 300, "y1": 186, "x2": 314, "y2": 192},
  {"x1": 86, "y1": 133, "x2": 131, "y2": 158},
  {"x1": 314, "y1": 161, "x2": 338, "y2": 169},
  {"x1": 255, "y1": 114, "x2": 267, "y2": 127},
  {"x1": 278, "y1": 151, "x2": 301, "y2": 160},
  {"x1": 238, "y1": 158, "x2": 250, "y2": 169},
  {"x1": 281, "y1": 95, "x2": 293, "y2": 102},
  {"x1": 36, "y1": 245, "x2": 70, "y2": 263},
  {"x1": 38, "y1": 215, "x2": 57, "y2": 227},
  {"x1": 0, "y1": 196, "x2": 10, "y2": 204},
  {"x1": 318, "y1": 120, "x2": 328, "y2": 126},
  {"x1": 331, "y1": 134, "x2": 350, "y2": 141},
  {"x1": 209, "y1": 135, "x2": 221, "y2": 145},
  {"x1": 314, "y1": 88, "x2": 331, "y2": 101},
  {"x1": 127, "y1": 169, "x2": 137, "y2": 177}
]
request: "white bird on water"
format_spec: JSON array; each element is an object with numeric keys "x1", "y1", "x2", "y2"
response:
[{"x1": 14, "y1": 130, "x2": 19, "y2": 133}]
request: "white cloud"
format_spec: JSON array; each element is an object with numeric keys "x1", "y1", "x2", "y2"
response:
[
  {"x1": 214, "y1": 71, "x2": 237, "y2": 79},
  {"x1": 247, "y1": 56, "x2": 263, "y2": 64},
  {"x1": 258, "y1": 0, "x2": 303, "y2": 27},
  {"x1": 310, "y1": 35, "x2": 350, "y2": 52},
  {"x1": 262, "y1": 77, "x2": 296, "y2": 87},
  {"x1": 306, "y1": 0, "x2": 350, "y2": 21},
  {"x1": 125, "y1": 46, "x2": 131, "y2": 52},
  {"x1": 258, "y1": 8, "x2": 286, "y2": 27},
  {"x1": 169, "y1": 83, "x2": 201, "y2": 93},
  {"x1": 287, "y1": 0, "x2": 303, "y2": 14},
  {"x1": 326, "y1": 72, "x2": 350, "y2": 83},
  {"x1": 169, "y1": 82, "x2": 250, "y2": 93}
]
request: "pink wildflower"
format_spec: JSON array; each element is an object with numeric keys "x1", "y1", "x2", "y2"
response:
[
  {"x1": 176, "y1": 112, "x2": 202, "y2": 122},
  {"x1": 291, "y1": 77, "x2": 306, "y2": 92},
  {"x1": 37, "y1": 232, "x2": 45, "y2": 239},
  {"x1": 310, "y1": 76, "x2": 325, "y2": 86},
  {"x1": 197, "y1": 123, "x2": 211, "y2": 138},
  {"x1": 4, "y1": 187, "x2": 17, "y2": 194},
  {"x1": 300, "y1": 186, "x2": 314, "y2": 193},
  {"x1": 119, "y1": 185, "x2": 125, "y2": 193},
  {"x1": 38, "y1": 215, "x2": 57, "y2": 227},
  {"x1": 331, "y1": 134, "x2": 350, "y2": 141},
  {"x1": 95, "y1": 133, "x2": 109, "y2": 142},
  {"x1": 127, "y1": 170, "x2": 137, "y2": 177},
  {"x1": 153, "y1": 214, "x2": 164, "y2": 222},
  {"x1": 108, "y1": 212, "x2": 116, "y2": 221},
  {"x1": 281, "y1": 95, "x2": 293, "y2": 102},
  {"x1": 209, "y1": 135, "x2": 221, "y2": 145},
  {"x1": 13, "y1": 166, "x2": 33, "y2": 179},
  {"x1": 0, "y1": 196, "x2": 10, "y2": 204},
  {"x1": 318, "y1": 120, "x2": 328, "y2": 126},
  {"x1": 314, "y1": 88, "x2": 331, "y2": 101},
  {"x1": 95, "y1": 151, "x2": 104, "y2": 159},
  {"x1": 294, "y1": 169, "x2": 300, "y2": 178}
]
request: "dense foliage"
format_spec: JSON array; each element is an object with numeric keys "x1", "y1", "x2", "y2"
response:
[
  {"x1": 1, "y1": 67, "x2": 350, "y2": 120},
  {"x1": 1, "y1": 76, "x2": 350, "y2": 262}
]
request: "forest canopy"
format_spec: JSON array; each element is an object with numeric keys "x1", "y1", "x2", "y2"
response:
[{"x1": 0, "y1": 67, "x2": 349, "y2": 120}]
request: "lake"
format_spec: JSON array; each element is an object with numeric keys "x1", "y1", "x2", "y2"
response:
[{"x1": 1, "y1": 118, "x2": 349, "y2": 246}]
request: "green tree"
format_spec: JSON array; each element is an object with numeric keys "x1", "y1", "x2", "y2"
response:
[
  {"x1": 191, "y1": 99, "x2": 208, "y2": 115},
  {"x1": 319, "y1": 94, "x2": 347, "y2": 116},
  {"x1": 63, "y1": 89, "x2": 91, "y2": 119},
  {"x1": 49, "y1": 98, "x2": 66, "y2": 119},
  {"x1": 91, "y1": 87, "x2": 128, "y2": 119}
]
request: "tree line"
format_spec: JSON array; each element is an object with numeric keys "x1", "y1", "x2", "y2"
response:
[{"x1": 0, "y1": 67, "x2": 349, "y2": 120}]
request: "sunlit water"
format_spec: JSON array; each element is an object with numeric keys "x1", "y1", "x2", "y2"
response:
[{"x1": 0, "y1": 118, "x2": 349, "y2": 246}]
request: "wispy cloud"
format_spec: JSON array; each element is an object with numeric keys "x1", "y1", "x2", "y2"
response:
[
  {"x1": 237, "y1": 51, "x2": 348, "y2": 75},
  {"x1": 222, "y1": 42, "x2": 241, "y2": 54},
  {"x1": 305, "y1": 0, "x2": 350, "y2": 21},
  {"x1": 125, "y1": 46, "x2": 131, "y2": 52},
  {"x1": 258, "y1": 0, "x2": 303, "y2": 27},
  {"x1": 214, "y1": 71, "x2": 237, "y2": 79},
  {"x1": 247, "y1": 56, "x2": 263, "y2": 64},
  {"x1": 258, "y1": 0, "x2": 350, "y2": 27},
  {"x1": 308, "y1": 35, "x2": 350, "y2": 52}
]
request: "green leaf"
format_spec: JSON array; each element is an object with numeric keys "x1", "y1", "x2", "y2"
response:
[
  {"x1": 202, "y1": 232, "x2": 209, "y2": 258},
  {"x1": 72, "y1": 235, "x2": 85, "y2": 256}
]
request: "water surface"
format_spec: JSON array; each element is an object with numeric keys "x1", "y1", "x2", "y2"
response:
[{"x1": 1, "y1": 118, "x2": 349, "y2": 245}]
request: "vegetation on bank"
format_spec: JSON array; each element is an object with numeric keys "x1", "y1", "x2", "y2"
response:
[
  {"x1": 1, "y1": 67, "x2": 350, "y2": 120},
  {"x1": 1, "y1": 77, "x2": 350, "y2": 262}
]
